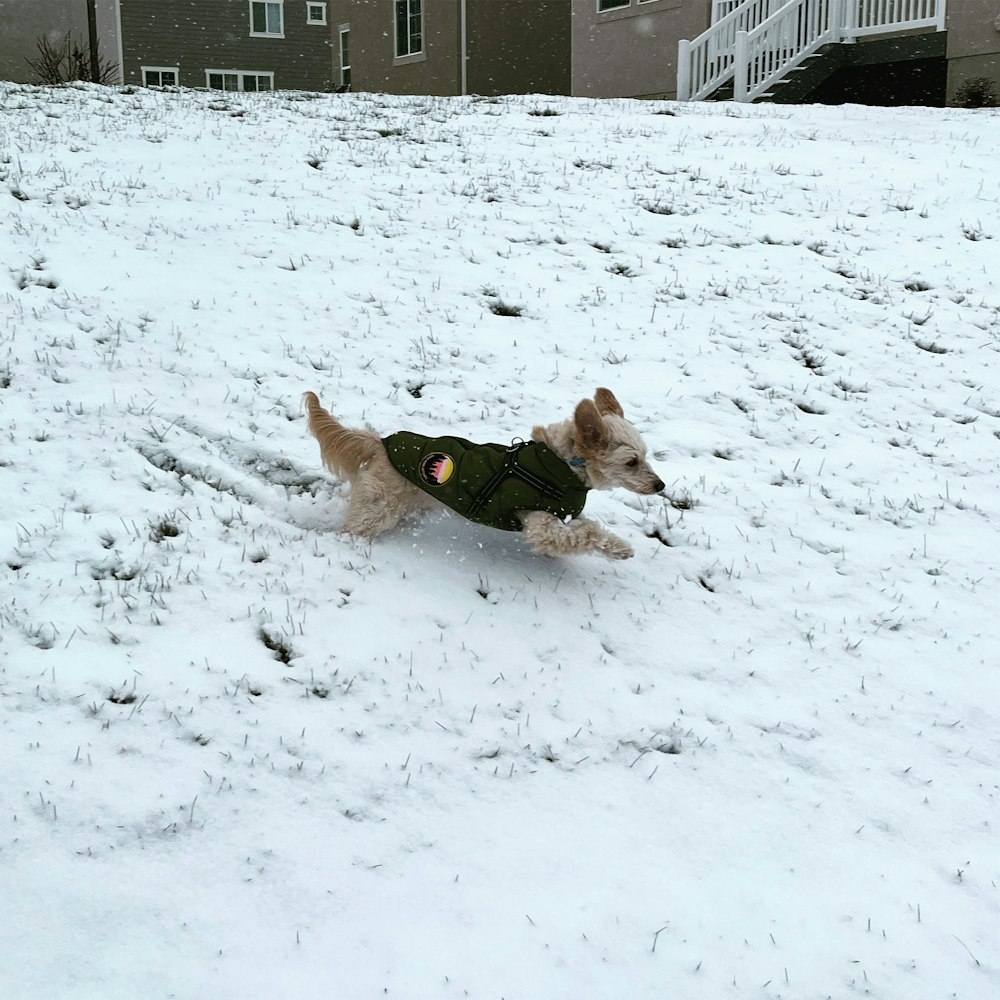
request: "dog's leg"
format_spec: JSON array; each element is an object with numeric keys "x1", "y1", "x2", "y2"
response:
[
  {"x1": 519, "y1": 511, "x2": 634, "y2": 561},
  {"x1": 341, "y1": 464, "x2": 431, "y2": 539},
  {"x1": 342, "y1": 478, "x2": 404, "y2": 538}
]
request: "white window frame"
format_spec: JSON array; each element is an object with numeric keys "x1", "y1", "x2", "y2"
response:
[
  {"x1": 141, "y1": 66, "x2": 179, "y2": 87},
  {"x1": 205, "y1": 69, "x2": 275, "y2": 92},
  {"x1": 339, "y1": 25, "x2": 351, "y2": 89},
  {"x1": 249, "y1": 1, "x2": 284, "y2": 38},
  {"x1": 394, "y1": 0, "x2": 423, "y2": 60},
  {"x1": 306, "y1": 2, "x2": 327, "y2": 25},
  {"x1": 597, "y1": 0, "x2": 630, "y2": 11}
]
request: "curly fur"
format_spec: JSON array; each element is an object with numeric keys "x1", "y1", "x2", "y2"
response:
[{"x1": 304, "y1": 388, "x2": 663, "y2": 560}]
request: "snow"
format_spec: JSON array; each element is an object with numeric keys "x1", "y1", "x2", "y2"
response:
[{"x1": 1, "y1": 81, "x2": 999, "y2": 999}]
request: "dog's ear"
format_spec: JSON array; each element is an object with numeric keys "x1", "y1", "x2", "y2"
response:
[
  {"x1": 594, "y1": 388, "x2": 624, "y2": 418},
  {"x1": 574, "y1": 399, "x2": 610, "y2": 455}
]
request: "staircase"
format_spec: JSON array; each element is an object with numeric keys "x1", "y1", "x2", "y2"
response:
[{"x1": 677, "y1": 0, "x2": 947, "y2": 103}]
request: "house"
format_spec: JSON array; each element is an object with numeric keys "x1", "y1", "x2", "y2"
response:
[
  {"x1": 2, "y1": 1, "x2": 997, "y2": 106},
  {"x1": 674, "y1": 0, "x2": 994, "y2": 107},
  {"x1": 332, "y1": 0, "x2": 998, "y2": 107},
  {"x1": 326, "y1": 1, "x2": 573, "y2": 97},
  {"x1": 117, "y1": 0, "x2": 334, "y2": 92},
  {"x1": 326, "y1": 0, "x2": 704, "y2": 98},
  {"x1": 1, "y1": 1, "x2": 334, "y2": 93},
  {"x1": 600, "y1": 0, "x2": 998, "y2": 107}
]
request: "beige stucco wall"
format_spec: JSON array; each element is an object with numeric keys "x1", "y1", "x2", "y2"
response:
[
  {"x1": 570, "y1": 0, "x2": 712, "y2": 99},
  {"x1": 946, "y1": 0, "x2": 1000, "y2": 102},
  {"x1": 332, "y1": 0, "x2": 461, "y2": 97}
]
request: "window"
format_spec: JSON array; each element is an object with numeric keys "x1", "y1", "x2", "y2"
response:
[
  {"x1": 240, "y1": 73, "x2": 273, "y2": 92},
  {"x1": 339, "y1": 27, "x2": 351, "y2": 90},
  {"x1": 306, "y1": 2, "x2": 327, "y2": 25},
  {"x1": 597, "y1": 0, "x2": 630, "y2": 10},
  {"x1": 394, "y1": 0, "x2": 422, "y2": 59},
  {"x1": 249, "y1": 1, "x2": 283, "y2": 37},
  {"x1": 208, "y1": 71, "x2": 239, "y2": 91},
  {"x1": 206, "y1": 70, "x2": 274, "y2": 92},
  {"x1": 142, "y1": 66, "x2": 178, "y2": 87}
]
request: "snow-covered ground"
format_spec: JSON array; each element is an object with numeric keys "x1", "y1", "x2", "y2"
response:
[{"x1": 1, "y1": 81, "x2": 998, "y2": 999}]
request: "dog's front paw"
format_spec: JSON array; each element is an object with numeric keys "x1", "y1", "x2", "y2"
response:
[{"x1": 602, "y1": 538, "x2": 634, "y2": 560}]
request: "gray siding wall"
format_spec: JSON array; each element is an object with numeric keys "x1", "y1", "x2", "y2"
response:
[{"x1": 120, "y1": 0, "x2": 333, "y2": 91}]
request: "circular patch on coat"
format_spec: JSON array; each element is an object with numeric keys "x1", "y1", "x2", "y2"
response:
[{"x1": 419, "y1": 452, "x2": 455, "y2": 487}]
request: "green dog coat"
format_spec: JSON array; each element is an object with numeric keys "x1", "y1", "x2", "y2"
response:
[{"x1": 382, "y1": 432, "x2": 590, "y2": 532}]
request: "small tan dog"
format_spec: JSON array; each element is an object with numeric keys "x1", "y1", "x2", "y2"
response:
[{"x1": 304, "y1": 388, "x2": 663, "y2": 560}]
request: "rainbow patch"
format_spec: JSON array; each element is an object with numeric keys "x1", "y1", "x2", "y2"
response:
[{"x1": 419, "y1": 452, "x2": 455, "y2": 487}]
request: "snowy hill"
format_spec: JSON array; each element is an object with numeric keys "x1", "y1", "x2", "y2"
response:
[{"x1": 1, "y1": 81, "x2": 998, "y2": 999}]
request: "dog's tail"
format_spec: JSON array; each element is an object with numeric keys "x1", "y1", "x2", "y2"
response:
[{"x1": 303, "y1": 391, "x2": 381, "y2": 482}]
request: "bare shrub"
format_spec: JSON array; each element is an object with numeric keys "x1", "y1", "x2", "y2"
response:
[{"x1": 25, "y1": 33, "x2": 117, "y2": 86}]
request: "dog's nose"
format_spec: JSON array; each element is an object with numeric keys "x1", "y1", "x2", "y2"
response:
[{"x1": 652, "y1": 478, "x2": 665, "y2": 494}]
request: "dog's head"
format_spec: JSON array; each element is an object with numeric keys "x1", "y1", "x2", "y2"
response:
[{"x1": 571, "y1": 388, "x2": 664, "y2": 495}]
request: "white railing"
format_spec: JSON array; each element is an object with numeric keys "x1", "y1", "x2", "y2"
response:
[
  {"x1": 843, "y1": 0, "x2": 945, "y2": 39},
  {"x1": 679, "y1": 0, "x2": 947, "y2": 102},
  {"x1": 713, "y1": 1, "x2": 745, "y2": 17},
  {"x1": 735, "y1": 0, "x2": 842, "y2": 102},
  {"x1": 678, "y1": 0, "x2": 796, "y2": 103}
]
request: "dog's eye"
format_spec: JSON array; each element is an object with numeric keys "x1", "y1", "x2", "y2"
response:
[{"x1": 626, "y1": 457, "x2": 639, "y2": 468}]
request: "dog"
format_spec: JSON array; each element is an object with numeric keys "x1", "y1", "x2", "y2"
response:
[{"x1": 303, "y1": 388, "x2": 663, "y2": 560}]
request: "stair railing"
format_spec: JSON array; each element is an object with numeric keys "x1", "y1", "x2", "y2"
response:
[
  {"x1": 677, "y1": 0, "x2": 797, "y2": 103},
  {"x1": 681, "y1": 0, "x2": 947, "y2": 103},
  {"x1": 733, "y1": 0, "x2": 844, "y2": 102}
]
